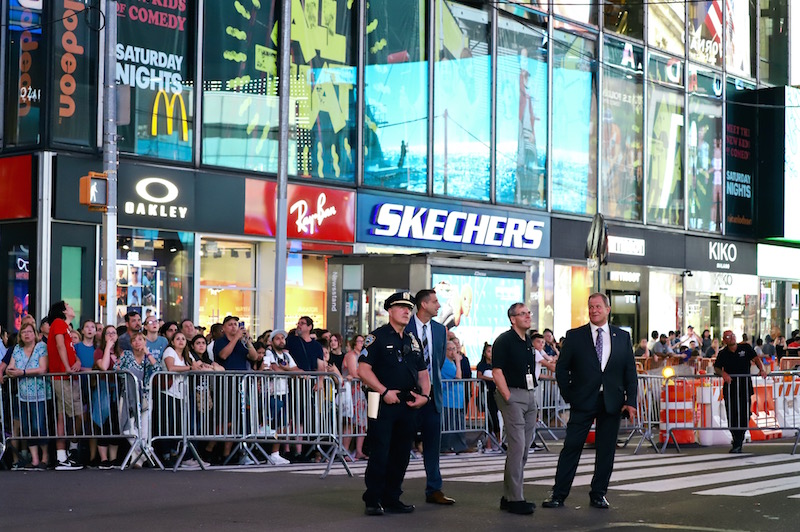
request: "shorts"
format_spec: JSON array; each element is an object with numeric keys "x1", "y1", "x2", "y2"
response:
[
  {"x1": 53, "y1": 378, "x2": 83, "y2": 418},
  {"x1": 269, "y1": 395, "x2": 288, "y2": 428}
]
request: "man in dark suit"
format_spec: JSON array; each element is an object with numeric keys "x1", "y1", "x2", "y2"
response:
[
  {"x1": 543, "y1": 292, "x2": 637, "y2": 510},
  {"x1": 405, "y1": 289, "x2": 455, "y2": 505}
]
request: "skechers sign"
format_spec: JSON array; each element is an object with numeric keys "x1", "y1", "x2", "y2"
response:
[{"x1": 357, "y1": 193, "x2": 550, "y2": 257}]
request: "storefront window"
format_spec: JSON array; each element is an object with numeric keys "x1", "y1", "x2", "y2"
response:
[
  {"x1": 601, "y1": 38, "x2": 643, "y2": 221},
  {"x1": 646, "y1": 52, "x2": 684, "y2": 227},
  {"x1": 199, "y1": 240, "x2": 256, "y2": 330},
  {"x1": 4, "y1": 0, "x2": 46, "y2": 146},
  {"x1": 433, "y1": 1, "x2": 491, "y2": 201},
  {"x1": 202, "y1": 1, "x2": 356, "y2": 181},
  {"x1": 552, "y1": 30, "x2": 597, "y2": 215},
  {"x1": 688, "y1": 1, "x2": 723, "y2": 68},
  {"x1": 648, "y1": 271, "x2": 681, "y2": 337},
  {"x1": 116, "y1": 1, "x2": 195, "y2": 161},
  {"x1": 726, "y1": 1, "x2": 757, "y2": 78},
  {"x1": 496, "y1": 13, "x2": 548, "y2": 209},
  {"x1": 116, "y1": 230, "x2": 193, "y2": 325},
  {"x1": 760, "y1": 0, "x2": 789, "y2": 86},
  {"x1": 553, "y1": 263, "x2": 591, "y2": 335},
  {"x1": 363, "y1": 0, "x2": 427, "y2": 193},
  {"x1": 684, "y1": 272, "x2": 759, "y2": 339},
  {"x1": 648, "y1": 2, "x2": 684, "y2": 56},
  {"x1": 688, "y1": 66, "x2": 723, "y2": 232},
  {"x1": 603, "y1": 0, "x2": 644, "y2": 41}
]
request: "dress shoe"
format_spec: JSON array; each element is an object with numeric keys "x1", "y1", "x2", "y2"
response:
[
  {"x1": 500, "y1": 496, "x2": 509, "y2": 511},
  {"x1": 506, "y1": 500, "x2": 535, "y2": 515},
  {"x1": 589, "y1": 496, "x2": 610, "y2": 509},
  {"x1": 364, "y1": 504, "x2": 384, "y2": 516},
  {"x1": 426, "y1": 491, "x2": 456, "y2": 505},
  {"x1": 542, "y1": 496, "x2": 565, "y2": 508},
  {"x1": 729, "y1": 445, "x2": 743, "y2": 454},
  {"x1": 383, "y1": 501, "x2": 415, "y2": 514}
]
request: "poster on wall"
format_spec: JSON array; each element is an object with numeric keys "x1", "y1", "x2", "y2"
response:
[
  {"x1": 724, "y1": 79, "x2": 756, "y2": 237},
  {"x1": 116, "y1": 260, "x2": 159, "y2": 322},
  {"x1": 116, "y1": 0, "x2": 193, "y2": 161},
  {"x1": 432, "y1": 269, "x2": 524, "y2": 363},
  {"x1": 688, "y1": 0, "x2": 723, "y2": 67},
  {"x1": 8, "y1": 245, "x2": 31, "y2": 333}
]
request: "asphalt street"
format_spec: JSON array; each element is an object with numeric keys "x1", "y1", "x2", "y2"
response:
[{"x1": 4, "y1": 440, "x2": 800, "y2": 531}]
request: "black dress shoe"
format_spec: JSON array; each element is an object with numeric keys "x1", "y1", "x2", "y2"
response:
[
  {"x1": 729, "y1": 445, "x2": 743, "y2": 454},
  {"x1": 506, "y1": 500, "x2": 535, "y2": 515},
  {"x1": 384, "y1": 501, "x2": 415, "y2": 514},
  {"x1": 364, "y1": 504, "x2": 384, "y2": 516},
  {"x1": 542, "y1": 496, "x2": 565, "y2": 508},
  {"x1": 500, "y1": 496, "x2": 509, "y2": 510},
  {"x1": 589, "y1": 496, "x2": 610, "y2": 509}
]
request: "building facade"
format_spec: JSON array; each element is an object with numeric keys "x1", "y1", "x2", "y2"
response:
[{"x1": 1, "y1": 1, "x2": 798, "y2": 357}]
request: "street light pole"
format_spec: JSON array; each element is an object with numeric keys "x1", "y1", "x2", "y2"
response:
[
  {"x1": 273, "y1": 0, "x2": 291, "y2": 330},
  {"x1": 101, "y1": 0, "x2": 118, "y2": 325}
]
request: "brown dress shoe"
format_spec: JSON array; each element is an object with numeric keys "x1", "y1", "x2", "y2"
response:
[{"x1": 426, "y1": 491, "x2": 456, "y2": 505}]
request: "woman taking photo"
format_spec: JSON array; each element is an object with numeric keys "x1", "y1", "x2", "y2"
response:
[{"x1": 6, "y1": 323, "x2": 49, "y2": 469}]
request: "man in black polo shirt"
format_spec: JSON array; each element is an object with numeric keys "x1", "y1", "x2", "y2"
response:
[
  {"x1": 714, "y1": 330, "x2": 768, "y2": 453},
  {"x1": 358, "y1": 292, "x2": 431, "y2": 516},
  {"x1": 492, "y1": 302, "x2": 537, "y2": 516}
]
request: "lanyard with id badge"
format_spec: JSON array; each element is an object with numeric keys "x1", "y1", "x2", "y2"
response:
[{"x1": 525, "y1": 336, "x2": 536, "y2": 390}]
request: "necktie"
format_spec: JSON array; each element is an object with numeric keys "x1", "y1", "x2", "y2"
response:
[
  {"x1": 422, "y1": 323, "x2": 431, "y2": 372},
  {"x1": 596, "y1": 327, "x2": 604, "y2": 367}
]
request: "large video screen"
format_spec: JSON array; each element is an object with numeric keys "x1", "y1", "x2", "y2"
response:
[{"x1": 432, "y1": 269, "x2": 525, "y2": 364}]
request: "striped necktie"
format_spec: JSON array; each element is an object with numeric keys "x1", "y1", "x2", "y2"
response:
[
  {"x1": 596, "y1": 328, "x2": 604, "y2": 366},
  {"x1": 422, "y1": 323, "x2": 431, "y2": 372}
]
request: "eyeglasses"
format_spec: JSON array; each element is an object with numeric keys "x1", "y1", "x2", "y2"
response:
[{"x1": 513, "y1": 311, "x2": 531, "y2": 317}]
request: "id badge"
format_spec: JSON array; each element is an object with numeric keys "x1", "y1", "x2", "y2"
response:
[{"x1": 526, "y1": 373, "x2": 535, "y2": 390}]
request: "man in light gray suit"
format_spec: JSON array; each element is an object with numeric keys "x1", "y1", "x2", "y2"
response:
[{"x1": 406, "y1": 289, "x2": 455, "y2": 505}]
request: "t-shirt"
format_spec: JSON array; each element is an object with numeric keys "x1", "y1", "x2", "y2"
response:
[
  {"x1": 118, "y1": 331, "x2": 133, "y2": 352},
  {"x1": 714, "y1": 343, "x2": 757, "y2": 398},
  {"x1": 161, "y1": 346, "x2": 187, "y2": 399},
  {"x1": 263, "y1": 349, "x2": 297, "y2": 395},
  {"x1": 492, "y1": 328, "x2": 536, "y2": 389},
  {"x1": 94, "y1": 347, "x2": 118, "y2": 371},
  {"x1": 75, "y1": 342, "x2": 96, "y2": 370},
  {"x1": 476, "y1": 359, "x2": 495, "y2": 391},
  {"x1": 146, "y1": 336, "x2": 169, "y2": 363},
  {"x1": 47, "y1": 318, "x2": 77, "y2": 378},
  {"x1": 441, "y1": 357, "x2": 463, "y2": 409},
  {"x1": 214, "y1": 335, "x2": 251, "y2": 371},
  {"x1": 286, "y1": 334, "x2": 324, "y2": 372}
]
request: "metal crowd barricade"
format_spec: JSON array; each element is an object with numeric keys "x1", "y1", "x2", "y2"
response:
[
  {"x1": 147, "y1": 371, "x2": 349, "y2": 478},
  {"x1": 337, "y1": 376, "x2": 368, "y2": 460},
  {"x1": 0, "y1": 371, "x2": 150, "y2": 469},
  {"x1": 440, "y1": 378, "x2": 490, "y2": 451},
  {"x1": 619, "y1": 374, "x2": 661, "y2": 454},
  {"x1": 660, "y1": 372, "x2": 800, "y2": 454}
]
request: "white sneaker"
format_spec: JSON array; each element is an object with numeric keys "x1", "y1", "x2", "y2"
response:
[
  {"x1": 269, "y1": 452, "x2": 290, "y2": 465},
  {"x1": 55, "y1": 459, "x2": 84, "y2": 471},
  {"x1": 182, "y1": 458, "x2": 211, "y2": 468},
  {"x1": 238, "y1": 454, "x2": 256, "y2": 465}
]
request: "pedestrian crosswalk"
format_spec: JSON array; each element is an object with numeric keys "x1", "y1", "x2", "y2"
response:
[{"x1": 229, "y1": 449, "x2": 800, "y2": 499}]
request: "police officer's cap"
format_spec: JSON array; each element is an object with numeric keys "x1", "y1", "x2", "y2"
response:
[{"x1": 384, "y1": 291, "x2": 415, "y2": 311}]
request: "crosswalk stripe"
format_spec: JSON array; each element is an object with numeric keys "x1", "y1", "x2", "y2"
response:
[
  {"x1": 528, "y1": 454, "x2": 799, "y2": 487},
  {"x1": 611, "y1": 456, "x2": 800, "y2": 492},
  {"x1": 694, "y1": 475, "x2": 800, "y2": 497}
]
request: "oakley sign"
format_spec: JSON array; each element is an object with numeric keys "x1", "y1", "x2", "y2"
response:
[
  {"x1": 124, "y1": 177, "x2": 187, "y2": 219},
  {"x1": 371, "y1": 203, "x2": 545, "y2": 250}
]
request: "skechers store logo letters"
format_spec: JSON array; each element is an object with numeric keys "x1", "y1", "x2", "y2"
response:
[
  {"x1": 370, "y1": 203, "x2": 544, "y2": 250},
  {"x1": 124, "y1": 177, "x2": 188, "y2": 219}
]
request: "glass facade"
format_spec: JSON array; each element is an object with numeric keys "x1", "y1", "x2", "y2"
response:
[
  {"x1": 760, "y1": 0, "x2": 789, "y2": 86},
  {"x1": 687, "y1": 66, "x2": 723, "y2": 232},
  {"x1": 433, "y1": 1, "x2": 491, "y2": 201},
  {"x1": 199, "y1": 240, "x2": 256, "y2": 330},
  {"x1": 603, "y1": 0, "x2": 644, "y2": 41},
  {"x1": 688, "y1": 1, "x2": 723, "y2": 68},
  {"x1": 646, "y1": 52, "x2": 684, "y2": 227},
  {"x1": 726, "y1": 1, "x2": 757, "y2": 78},
  {"x1": 363, "y1": 0, "x2": 427, "y2": 193},
  {"x1": 496, "y1": 13, "x2": 548, "y2": 208},
  {"x1": 601, "y1": 37, "x2": 643, "y2": 221},
  {"x1": 552, "y1": 29, "x2": 597, "y2": 215},
  {"x1": 649, "y1": 1, "x2": 684, "y2": 56}
]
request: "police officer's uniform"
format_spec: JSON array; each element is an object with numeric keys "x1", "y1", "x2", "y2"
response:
[{"x1": 360, "y1": 292, "x2": 427, "y2": 512}]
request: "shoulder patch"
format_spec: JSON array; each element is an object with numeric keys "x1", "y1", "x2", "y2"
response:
[
  {"x1": 409, "y1": 334, "x2": 421, "y2": 351},
  {"x1": 364, "y1": 334, "x2": 376, "y2": 347}
]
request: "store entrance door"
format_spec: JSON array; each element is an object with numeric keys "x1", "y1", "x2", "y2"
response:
[{"x1": 607, "y1": 290, "x2": 640, "y2": 342}]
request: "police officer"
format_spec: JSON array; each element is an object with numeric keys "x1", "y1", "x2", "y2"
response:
[{"x1": 358, "y1": 291, "x2": 431, "y2": 516}]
